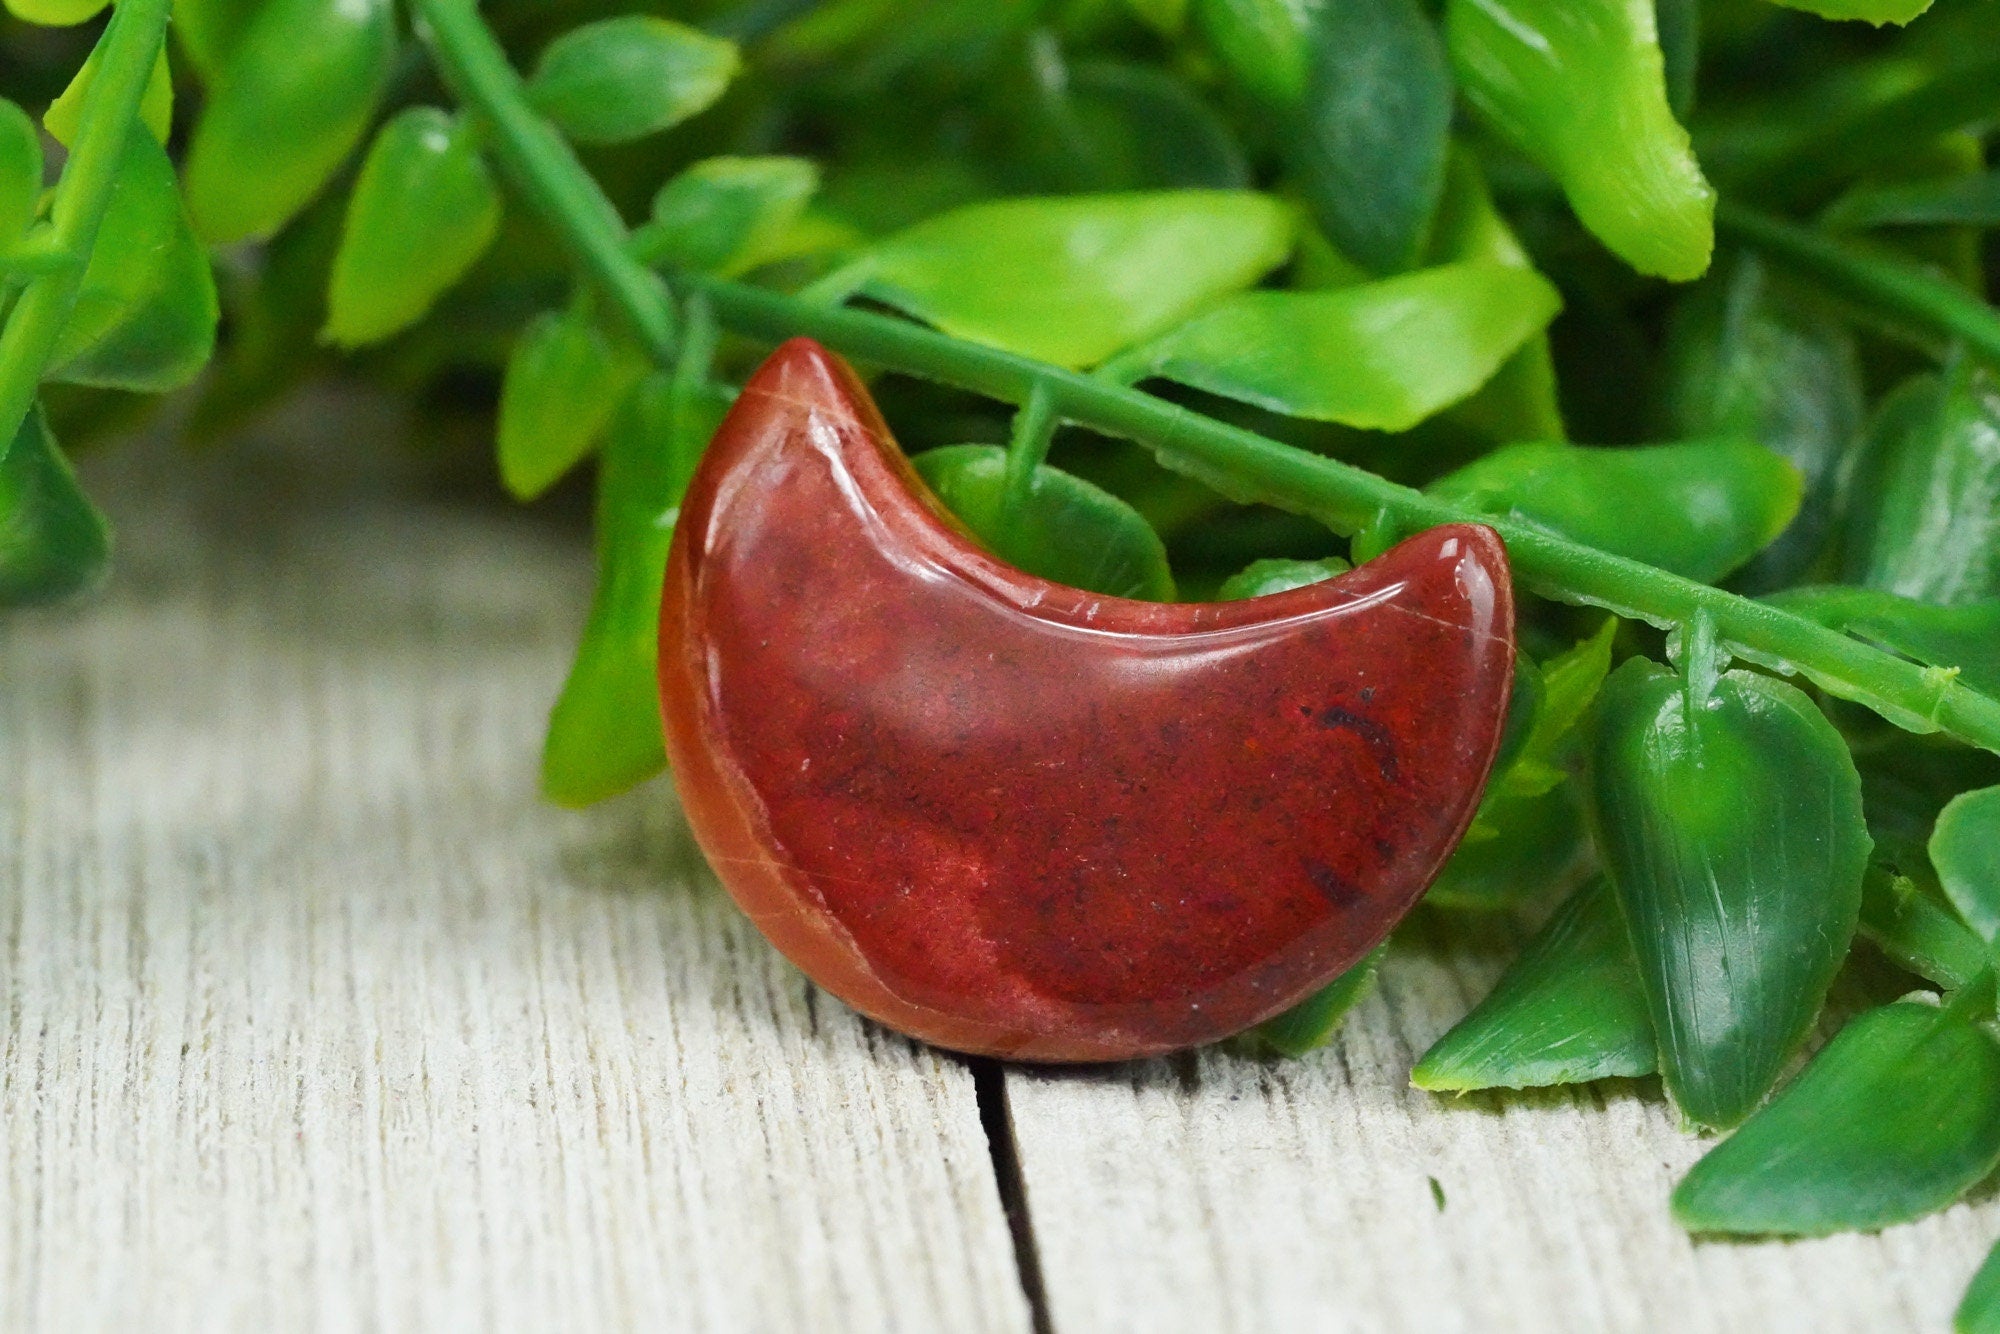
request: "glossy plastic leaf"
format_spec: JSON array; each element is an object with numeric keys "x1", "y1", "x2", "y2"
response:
[
  {"x1": 1290, "y1": 0, "x2": 1453, "y2": 273},
  {"x1": 1592, "y1": 659, "x2": 1871, "y2": 1128},
  {"x1": 1765, "y1": 586, "x2": 2000, "y2": 701},
  {"x1": 1425, "y1": 782, "x2": 1590, "y2": 911},
  {"x1": 173, "y1": 0, "x2": 263, "y2": 77},
  {"x1": 1934, "y1": 787, "x2": 2000, "y2": 944},
  {"x1": 1216, "y1": 556, "x2": 1348, "y2": 600},
  {"x1": 1, "y1": 408, "x2": 109, "y2": 607},
  {"x1": 1253, "y1": 944, "x2": 1388, "y2": 1057},
  {"x1": 913, "y1": 445, "x2": 1175, "y2": 601},
  {"x1": 1431, "y1": 440, "x2": 1800, "y2": 585},
  {"x1": 0, "y1": 98, "x2": 41, "y2": 251},
  {"x1": 1022, "y1": 55, "x2": 1250, "y2": 193},
  {"x1": 1861, "y1": 867, "x2": 1990, "y2": 993},
  {"x1": 631, "y1": 157, "x2": 820, "y2": 276},
  {"x1": 1662, "y1": 255, "x2": 1862, "y2": 590},
  {"x1": 1846, "y1": 365, "x2": 2000, "y2": 607},
  {"x1": 526, "y1": 18, "x2": 739, "y2": 145},
  {"x1": 44, "y1": 45, "x2": 172, "y2": 147},
  {"x1": 1112, "y1": 262, "x2": 1559, "y2": 431},
  {"x1": 543, "y1": 375, "x2": 729, "y2": 807},
  {"x1": 1414, "y1": 879, "x2": 1656, "y2": 1090},
  {"x1": 841, "y1": 192, "x2": 1292, "y2": 370},
  {"x1": 1823, "y1": 170, "x2": 2000, "y2": 231},
  {"x1": 183, "y1": 0, "x2": 396, "y2": 244},
  {"x1": 324, "y1": 109, "x2": 502, "y2": 348},
  {"x1": 497, "y1": 309, "x2": 646, "y2": 501},
  {"x1": 1673, "y1": 999, "x2": 2000, "y2": 1236},
  {"x1": 1445, "y1": 0, "x2": 1714, "y2": 281},
  {"x1": 48, "y1": 130, "x2": 218, "y2": 393},
  {"x1": 2, "y1": 0, "x2": 105, "y2": 24},
  {"x1": 1761, "y1": 0, "x2": 1932, "y2": 24}
]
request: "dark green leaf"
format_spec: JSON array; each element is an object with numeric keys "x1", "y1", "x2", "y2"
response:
[
  {"x1": 1430, "y1": 440, "x2": 1800, "y2": 584},
  {"x1": 1861, "y1": 867, "x2": 1989, "y2": 993},
  {"x1": 1823, "y1": 170, "x2": 2000, "y2": 231},
  {"x1": 526, "y1": 17, "x2": 739, "y2": 145},
  {"x1": 1413, "y1": 879, "x2": 1656, "y2": 1090},
  {"x1": 913, "y1": 444, "x2": 1175, "y2": 600},
  {"x1": 1673, "y1": 999, "x2": 2000, "y2": 1236},
  {"x1": 1021, "y1": 54, "x2": 1250, "y2": 193},
  {"x1": 1426, "y1": 781, "x2": 1591, "y2": 911},
  {"x1": 1934, "y1": 786, "x2": 2000, "y2": 944},
  {"x1": 1216, "y1": 556, "x2": 1348, "y2": 600},
  {"x1": 1764, "y1": 586, "x2": 2000, "y2": 700},
  {"x1": 323, "y1": 109, "x2": 502, "y2": 348},
  {"x1": 0, "y1": 407, "x2": 109, "y2": 607},
  {"x1": 1289, "y1": 0, "x2": 1453, "y2": 273},
  {"x1": 837, "y1": 191, "x2": 1292, "y2": 369},
  {"x1": 630, "y1": 156, "x2": 822, "y2": 276},
  {"x1": 1253, "y1": 945, "x2": 1387, "y2": 1057},
  {"x1": 1655, "y1": 0, "x2": 1698, "y2": 119},
  {"x1": 497, "y1": 309, "x2": 647, "y2": 501},
  {"x1": 1959, "y1": 1236, "x2": 2000, "y2": 1334},
  {"x1": 0, "y1": 98, "x2": 41, "y2": 251},
  {"x1": 183, "y1": 0, "x2": 396, "y2": 243},
  {"x1": 1111, "y1": 262, "x2": 1560, "y2": 431},
  {"x1": 1591, "y1": 658, "x2": 1871, "y2": 1128}
]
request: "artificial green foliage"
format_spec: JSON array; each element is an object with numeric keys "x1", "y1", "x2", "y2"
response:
[
  {"x1": 832, "y1": 192, "x2": 1293, "y2": 369},
  {"x1": 1823, "y1": 171, "x2": 2000, "y2": 231},
  {"x1": 497, "y1": 308, "x2": 646, "y2": 501},
  {"x1": 47, "y1": 130, "x2": 217, "y2": 392},
  {"x1": 1860, "y1": 869, "x2": 1991, "y2": 993},
  {"x1": 525, "y1": 18, "x2": 739, "y2": 145},
  {"x1": 324, "y1": 108, "x2": 502, "y2": 347},
  {"x1": 1445, "y1": 0, "x2": 1714, "y2": 281},
  {"x1": 1673, "y1": 998, "x2": 2000, "y2": 1236},
  {"x1": 0, "y1": 99, "x2": 41, "y2": 252},
  {"x1": 914, "y1": 444, "x2": 1176, "y2": 601},
  {"x1": 1933, "y1": 787, "x2": 2000, "y2": 944},
  {"x1": 1022, "y1": 56, "x2": 1249, "y2": 194},
  {"x1": 1762, "y1": 0, "x2": 1933, "y2": 24},
  {"x1": 1429, "y1": 440, "x2": 1800, "y2": 585},
  {"x1": 1215, "y1": 556, "x2": 1348, "y2": 600},
  {"x1": 1591, "y1": 657, "x2": 1871, "y2": 1128},
  {"x1": 1961, "y1": 1240, "x2": 2000, "y2": 1334},
  {"x1": 1191, "y1": 0, "x2": 1310, "y2": 108},
  {"x1": 182, "y1": 0, "x2": 396, "y2": 243},
  {"x1": 3, "y1": 0, "x2": 105, "y2": 23},
  {"x1": 171, "y1": 0, "x2": 263, "y2": 78},
  {"x1": 1108, "y1": 262, "x2": 1559, "y2": 431},
  {"x1": 630, "y1": 157, "x2": 822, "y2": 276},
  {"x1": 1425, "y1": 783, "x2": 1590, "y2": 910},
  {"x1": 1252, "y1": 944, "x2": 1388, "y2": 1057},
  {"x1": 1846, "y1": 364, "x2": 2000, "y2": 607},
  {"x1": 1765, "y1": 586, "x2": 2000, "y2": 700},
  {"x1": 0, "y1": 408, "x2": 109, "y2": 606},
  {"x1": 44, "y1": 45, "x2": 171, "y2": 147},
  {"x1": 1414, "y1": 879, "x2": 1655, "y2": 1090}
]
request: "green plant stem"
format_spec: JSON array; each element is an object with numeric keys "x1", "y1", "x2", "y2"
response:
[
  {"x1": 1717, "y1": 200, "x2": 2000, "y2": 367},
  {"x1": 415, "y1": 5, "x2": 2000, "y2": 758},
  {"x1": 412, "y1": 0, "x2": 677, "y2": 363},
  {"x1": 0, "y1": 0, "x2": 172, "y2": 462},
  {"x1": 1000, "y1": 381, "x2": 1057, "y2": 543}
]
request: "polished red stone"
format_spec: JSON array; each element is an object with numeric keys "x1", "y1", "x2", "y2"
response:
[{"x1": 659, "y1": 339, "x2": 1515, "y2": 1061}]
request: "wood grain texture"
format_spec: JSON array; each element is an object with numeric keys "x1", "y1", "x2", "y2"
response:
[
  {"x1": 1003, "y1": 912, "x2": 2000, "y2": 1333},
  {"x1": 0, "y1": 404, "x2": 1032, "y2": 1334}
]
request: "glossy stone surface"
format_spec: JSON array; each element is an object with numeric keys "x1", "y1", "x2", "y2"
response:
[{"x1": 660, "y1": 339, "x2": 1516, "y2": 1061}]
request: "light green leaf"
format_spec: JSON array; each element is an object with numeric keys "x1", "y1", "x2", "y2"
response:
[
  {"x1": 1125, "y1": 0, "x2": 1188, "y2": 35},
  {"x1": 1, "y1": 407, "x2": 109, "y2": 607},
  {"x1": 172, "y1": 0, "x2": 264, "y2": 78},
  {"x1": 1191, "y1": 0, "x2": 1311, "y2": 108},
  {"x1": 630, "y1": 156, "x2": 822, "y2": 276},
  {"x1": 324, "y1": 109, "x2": 503, "y2": 348},
  {"x1": 1425, "y1": 781, "x2": 1590, "y2": 911},
  {"x1": 841, "y1": 191, "x2": 1292, "y2": 370},
  {"x1": 1113, "y1": 262, "x2": 1559, "y2": 431},
  {"x1": 1764, "y1": 586, "x2": 2000, "y2": 701},
  {"x1": 1761, "y1": 0, "x2": 1932, "y2": 25},
  {"x1": 1216, "y1": 556, "x2": 1348, "y2": 600},
  {"x1": 44, "y1": 45, "x2": 172, "y2": 147},
  {"x1": 1673, "y1": 999, "x2": 2000, "y2": 1236},
  {"x1": 2, "y1": 0, "x2": 106, "y2": 24},
  {"x1": 526, "y1": 17, "x2": 740, "y2": 145},
  {"x1": 1413, "y1": 879, "x2": 1656, "y2": 1090},
  {"x1": 0, "y1": 99, "x2": 42, "y2": 251},
  {"x1": 1592, "y1": 659, "x2": 1871, "y2": 1128},
  {"x1": 497, "y1": 308, "x2": 647, "y2": 501},
  {"x1": 1253, "y1": 945, "x2": 1388, "y2": 1057},
  {"x1": 913, "y1": 445, "x2": 1176, "y2": 600},
  {"x1": 1934, "y1": 787, "x2": 2000, "y2": 945}
]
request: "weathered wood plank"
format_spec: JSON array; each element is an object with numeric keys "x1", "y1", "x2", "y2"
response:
[
  {"x1": 1005, "y1": 916, "x2": 1996, "y2": 1333},
  {"x1": 0, "y1": 408, "x2": 1032, "y2": 1333}
]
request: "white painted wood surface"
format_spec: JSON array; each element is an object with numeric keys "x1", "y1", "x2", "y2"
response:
[
  {"x1": 7, "y1": 405, "x2": 1997, "y2": 1332},
  {"x1": 0, "y1": 406, "x2": 1029, "y2": 1334}
]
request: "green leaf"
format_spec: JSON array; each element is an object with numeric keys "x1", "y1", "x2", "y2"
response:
[
  {"x1": 1, "y1": 407, "x2": 109, "y2": 607},
  {"x1": 324, "y1": 109, "x2": 502, "y2": 348},
  {"x1": 1253, "y1": 945, "x2": 1388, "y2": 1057},
  {"x1": 1862, "y1": 867, "x2": 1991, "y2": 994},
  {"x1": 497, "y1": 308, "x2": 647, "y2": 501},
  {"x1": 913, "y1": 445, "x2": 1175, "y2": 600},
  {"x1": 172, "y1": 0, "x2": 264, "y2": 78},
  {"x1": 1425, "y1": 781, "x2": 1590, "y2": 911},
  {"x1": 1191, "y1": 0, "x2": 1311, "y2": 108},
  {"x1": 543, "y1": 374, "x2": 729, "y2": 807},
  {"x1": 1445, "y1": 0, "x2": 1714, "y2": 281},
  {"x1": 1591, "y1": 658, "x2": 1871, "y2": 1128},
  {"x1": 1, "y1": 0, "x2": 106, "y2": 24},
  {"x1": 1959, "y1": 1237, "x2": 2000, "y2": 1334},
  {"x1": 183, "y1": 0, "x2": 396, "y2": 244},
  {"x1": 1021, "y1": 55, "x2": 1250, "y2": 193},
  {"x1": 1845, "y1": 363, "x2": 2000, "y2": 608},
  {"x1": 1414, "y1": 879, "x2": 1656, "y2": 1090},
  {"x1": 630, "y1": 156, "x2": 821, "y2": 276},
  {"x1": 1111, "y1": 262, "x2": 1560, "y2": 431},
  {"x1": 840, "y1": 191, "x2": 1292, "y2": 370},
  {"x1": 1760, "y1": 0, "x2": 1932, "y2": 25},
  {"x1": 1289, "y1": 0, "x2": 1453, "y2": 273},
  {"x1": 1216, "y1": 556, "x2": 1348, "y2": 600},
  {"x1": 526, "y1": 17, "x2": 740, "y2": 145},
  {"x1": 1430, "y1": 440, "x2": 1801, "y2": 585},
  {"x1": 0, "y1": 98, "x2": 42, "y2": 252},
  {"x1": 1673, "y1": 999, "x2": 2000, "y2": 1236},
  {"x1": 1125, "y1": 0, "x2": 1188, "y2": 33},
  {"x1": 1934, "y1": 787, "x2": 2000, "y2": 945},
  {"x1": 44, "y1": 44, "x2": 172, "y2": 147},
  {"x1": 1823, "y1": 170, "x2": 2000, "y2": 231},
  {"x1": 1764, "y1": 586, "x2": 2000, "y2": 701},
  {"x1": 47, "y1": 130, "x2": 218, "y2": 393},
  {"x1": 1661, "y1": 255, "x2": 1863, "y2": 590}
]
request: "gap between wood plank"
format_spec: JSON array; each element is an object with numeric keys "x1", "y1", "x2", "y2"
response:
[{"x1": 973, "y1": 1058, "x2": 1055, "y2": 1334}]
